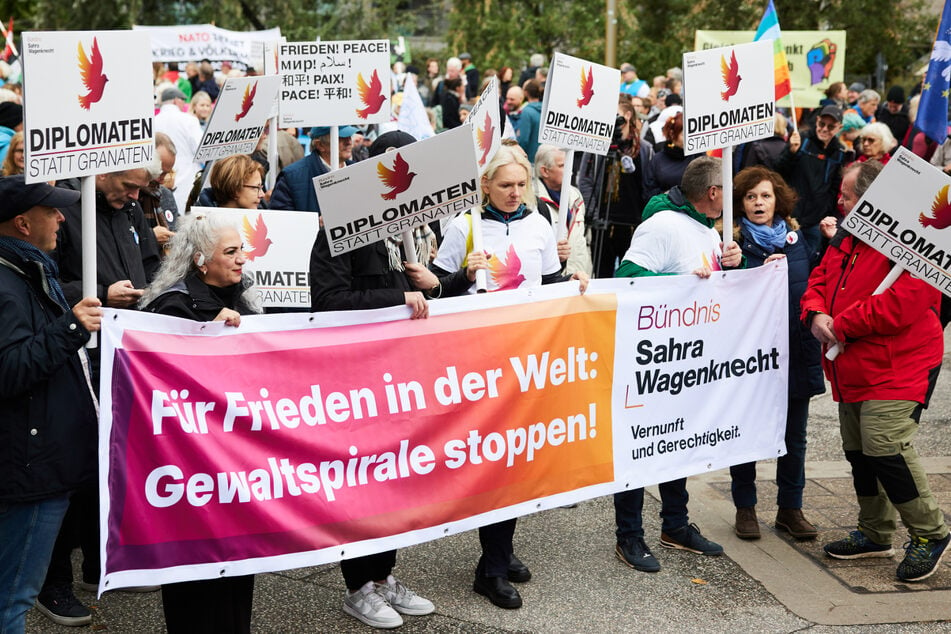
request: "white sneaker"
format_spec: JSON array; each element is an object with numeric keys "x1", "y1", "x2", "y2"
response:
[
  {"x1": 377, "y1": 575, "x2": 435, "y2": 616},
  {"x1": 342, "y1": 581, "x2": 403, "y2": 629}
]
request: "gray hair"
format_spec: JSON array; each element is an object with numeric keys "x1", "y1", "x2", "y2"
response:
[
  {"x1": 857, "y1": 89, "x2": 881, "y2": 104},
  {"x1": 680, "y1": 156, "x2": 722, "y2": 201},
  {"x1": 139, "y1": 213, "x2": 261, "y2": 311},
  {"x1": 846, "y1": 160, "x2": 885, "y2": 199},
  {"x1": 446, "y1": 57, "x2": 462, "y2": 71},
  {"x1": 529, "y1": 53, "x2": 546, "y2": 68},
  {"x1": 859, "y1": 121, "x2": 897, "y2": 152},
  {"x1": 534, "y1": 144, "x2": 564, "y2": 179}
]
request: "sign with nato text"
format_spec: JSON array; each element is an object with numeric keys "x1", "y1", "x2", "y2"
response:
[
  {"x1": 133, "y1": 24, "x2": 281, "y2": 67},
  {"x1": 315, "y1": 126, "x2": 479, "y2": 255},
  {"x1": 279, "y1": 40, "x2": 391, "y2": 127},
  {"x1": 538, "y1": 53, "x2": 619, "y2": 155},
  {"x1": 682, "y1": 40, "x2": 775, "y2": 155},
  {"x1": 23, "y1": 30, "x2": 154, "y2": 183},
  {"x1": 842, "y1": 147, "x2": 951, "y2": 295}
]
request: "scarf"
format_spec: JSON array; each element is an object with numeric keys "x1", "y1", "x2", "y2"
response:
[
  {"x1": 0, "y1": 236, "x2": 69, "y2": 310},
  {"x1": 741, "y1": 217, "x2": 788, "y2": 251}
]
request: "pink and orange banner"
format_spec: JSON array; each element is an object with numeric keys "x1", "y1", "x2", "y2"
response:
[
  {"x1": 99, "y1": 286, "x2": 617, "y2": 590},
  {"x1": 99, "y1": 269, "x2": 790, "y2": 591}
]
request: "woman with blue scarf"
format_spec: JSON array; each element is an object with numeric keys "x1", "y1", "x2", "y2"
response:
[{"x1": 730, "y1": 166, "x2": 825, "y2": 542}]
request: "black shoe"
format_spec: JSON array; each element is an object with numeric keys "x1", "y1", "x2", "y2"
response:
[
  {"x1": 473, "y1": 574, "x2": 522, "y2": 609},
  {"x1": 35, "y1": 584, "x2": 92, "y2": 626},
  {"x1": 507, "y1": 554, "x2": 532, "y2": 583}
]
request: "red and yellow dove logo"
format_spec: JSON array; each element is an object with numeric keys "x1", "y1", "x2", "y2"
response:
[
  {"x1": 476, "y1": 111, "x2": 494, "y2": 166},
  {"x1": 242, "y1": 213, "x2": 272, "y2": 261},
  {"x1": 77, "y1": 37, "x2": 108, "y2": 110},
  {"x1": 377, "y1": 152, "x2": 417, "y2": 200},
  {"x1": 234, "y1": 81, "x2": 257, "y2": 122},
  {"x1": 919, "y1": 184, "x2": 951, "y2": 229},
  {"x1": 720, "y1": 51, "x2": 742, "y2": 101},
  {"x1": 488, "y1": 243, "x2": 526, "y2": 291},
  {"x1": 577, "y1": 65, "x2": 595, "y2": 108},
  {"x1": 356, "y1": 69, "x2": 386, "y2": 119}
]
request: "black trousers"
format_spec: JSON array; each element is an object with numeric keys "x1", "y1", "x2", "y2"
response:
[
  {"x1": 476, "y1": 519, "x2": 516, "y2": 578},
  {"x1": 341, "y1": 550, "x2": 397, "y2": 590},
  {"x1": 162, "y1": 576, "x2": 255, "y2": 634}
]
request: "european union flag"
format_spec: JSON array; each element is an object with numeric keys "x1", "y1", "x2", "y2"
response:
[{"x1": 917, "y1": 0, "x2": 951, "y2": 144}]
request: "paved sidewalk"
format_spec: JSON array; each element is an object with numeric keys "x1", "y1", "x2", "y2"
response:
[{"x1": 24, "y1": 354, "x2": 951, "y2": 633}]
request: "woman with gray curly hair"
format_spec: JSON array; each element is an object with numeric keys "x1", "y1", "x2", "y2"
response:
[
  {"x1": 140, "y1": 213, "x2": 260, "y2": 320},
  {"x1": 140, "y1": 212, "x2": 259, "y2": 632}
]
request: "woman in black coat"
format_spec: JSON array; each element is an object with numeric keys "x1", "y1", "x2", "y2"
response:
[{"x1": 141, "y1": 212, "x2": 261, "y2": 634}]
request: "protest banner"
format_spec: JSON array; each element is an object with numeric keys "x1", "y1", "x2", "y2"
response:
[
  {"x1": 695, "y1": 30, "x2": 846, "y2": 108},
  {"x1": 190, "y1": 207, "x2": 321, "y2": 309},
  {"x1": 278, "y1": 40, "x2": 391, "y2": 127},
  {"x1": 468, "y1": 77, "x2": 501, "y2": 173},
  {"x1": 841, "y1": 147, "x2": 951, "y2": 295},
  {"x1": 682, "y1": 40, "x2": 776, "y2": 156},
  {"x1": 97, "y1": 264, "x2": 787, "y2": 591},
  {"x1": 133, "y1": 24, "x2": 281, "y2": 68},
  {"x1": 195, "y1": 75, "x2": 281, "y2": 162},
  {"x1": 22, "y1": 30, "x2": 154, "y2": 184},
  {"x1": 315, "y1": 125, "x2": 479, "y2": 255},
  {"x1": 538, "y1": 53, "x2": 619, "y2": 156}
]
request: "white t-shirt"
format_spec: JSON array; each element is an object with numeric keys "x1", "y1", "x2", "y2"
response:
[
  {"x1": 433, "y1": 211, "x2": 561, "y2": 293},
  {"x1": 621, "y1": 209, "x2": 722, "y2": 274}
]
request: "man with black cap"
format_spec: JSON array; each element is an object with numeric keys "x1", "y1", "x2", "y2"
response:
[
  {"x1": 270, "y1": 125, "x2": 357, "y2": 214},
  {"x1": 0, "y1": 176, "x2": 101, "y2": 631},
  {"x1": 776, "y1": 104, "x2": 853, "y2": 252},
  {"x1": 0, "y1": 101, "x2": 22, "y2": 163},
  {"x1": 460, "y1": 52, "x2": 479, "y2": 101},
  {"x1": 309, "y1": 130, "x2": 436, "y2": 628},
  {"x1": 876, "y1": 86, "x2": 910, "y2": 145}
]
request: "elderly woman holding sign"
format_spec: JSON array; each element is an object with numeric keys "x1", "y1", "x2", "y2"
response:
[
  {"x1": 728, "y1": 166, "x2": 824, "y2": 541},
  {"x1": 308, "y1": 130, "x2": 437, "y2": 630},
  {"x1": 405, "y1": 144, "x2": 589, "y2": 610},
  {"x1": 140, "y1": 213, "x2": 260, "y2": 633}
]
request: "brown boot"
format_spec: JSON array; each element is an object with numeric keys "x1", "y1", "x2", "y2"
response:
[
  {"x1": 775, "y1": 508, "x2": 818, "y2": 540},
  {"x1": 735, "y1": 507, "x2": 760, "y2": 540}
]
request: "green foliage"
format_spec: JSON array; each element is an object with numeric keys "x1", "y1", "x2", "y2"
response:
[{"x1": 3, "y1": 0, "x2": 942, "y2": 83}]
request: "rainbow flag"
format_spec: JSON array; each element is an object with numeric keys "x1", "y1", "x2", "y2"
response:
[{"x1": 754, "y1": 0, "x2": 792, "y2": 101}]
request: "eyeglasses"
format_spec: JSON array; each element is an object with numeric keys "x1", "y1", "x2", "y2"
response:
[
  {"x1": 243, "y1": 184, "x2": 265, "y2": 192},
  {"x1": 815, "y1": 120, "x2": 839, "y2": 130},
  {"x1": 860, "y1": 137, "x2": 880, "y2": 144}
]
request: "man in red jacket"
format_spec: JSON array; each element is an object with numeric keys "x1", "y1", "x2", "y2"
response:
[{"x1": 801, "y1": 160, "x2": 949, "y2": 582}]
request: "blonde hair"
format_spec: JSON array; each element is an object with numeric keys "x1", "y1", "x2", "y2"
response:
[
  {"x1": 2, "y1": 130, "x2": 23, "y2": 176},
  {"x1": 481, "y1": 144, "x2": 534, "y2": 208}
]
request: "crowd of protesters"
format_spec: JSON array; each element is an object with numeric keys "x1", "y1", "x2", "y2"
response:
[{"x1": 0, "y1": 46, "x2": 949, "y2": 634}]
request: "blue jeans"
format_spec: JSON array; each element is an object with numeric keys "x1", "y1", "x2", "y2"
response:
[
  {"x1": 0, "y1": 495, "x2": 70, "y2": 634},
  {"x1": 730, "y1": 396, "x2": 810, "y2": 509},
  {"x1": 614, "y1": 478, "x2": 689, "y2": 540}
]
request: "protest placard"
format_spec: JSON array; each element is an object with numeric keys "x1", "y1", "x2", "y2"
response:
[
  {"x1": 683, "y1": 40, "x2": 775, "y2": 155},
  {"x1": 315, "y1": 125, "x2": 479, "y2": 255},
  {"x1": 468, "y1": 77, "x2": 501, "y2": 172},
  {"x1": 538, "y1": 53, "x2": 619, "y2": 155},
  {"x1": 195, "y1": 75, "x2": 281, "y2": 162},
  {"x1": 696, "y1": 30, "x2": 846, "y2": 108},
  {"x1": 278, "y1": 40, "x2": 391, "y2": 127},
  {"x1": 190, "y1": 207, "x2": 321, "y2": 309},
  {"x1": 841, "y1": 147, "x2": 951, "y2": 295},
  {"x1": 98, "y1": 264, "x2": 787, "y2": 591},
  {"x1": 22, "y1": 30, "x2": 154, "y2": 183},
  {"x1": 133, "y1": 24, "x2": 281, "y2": 67}
]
